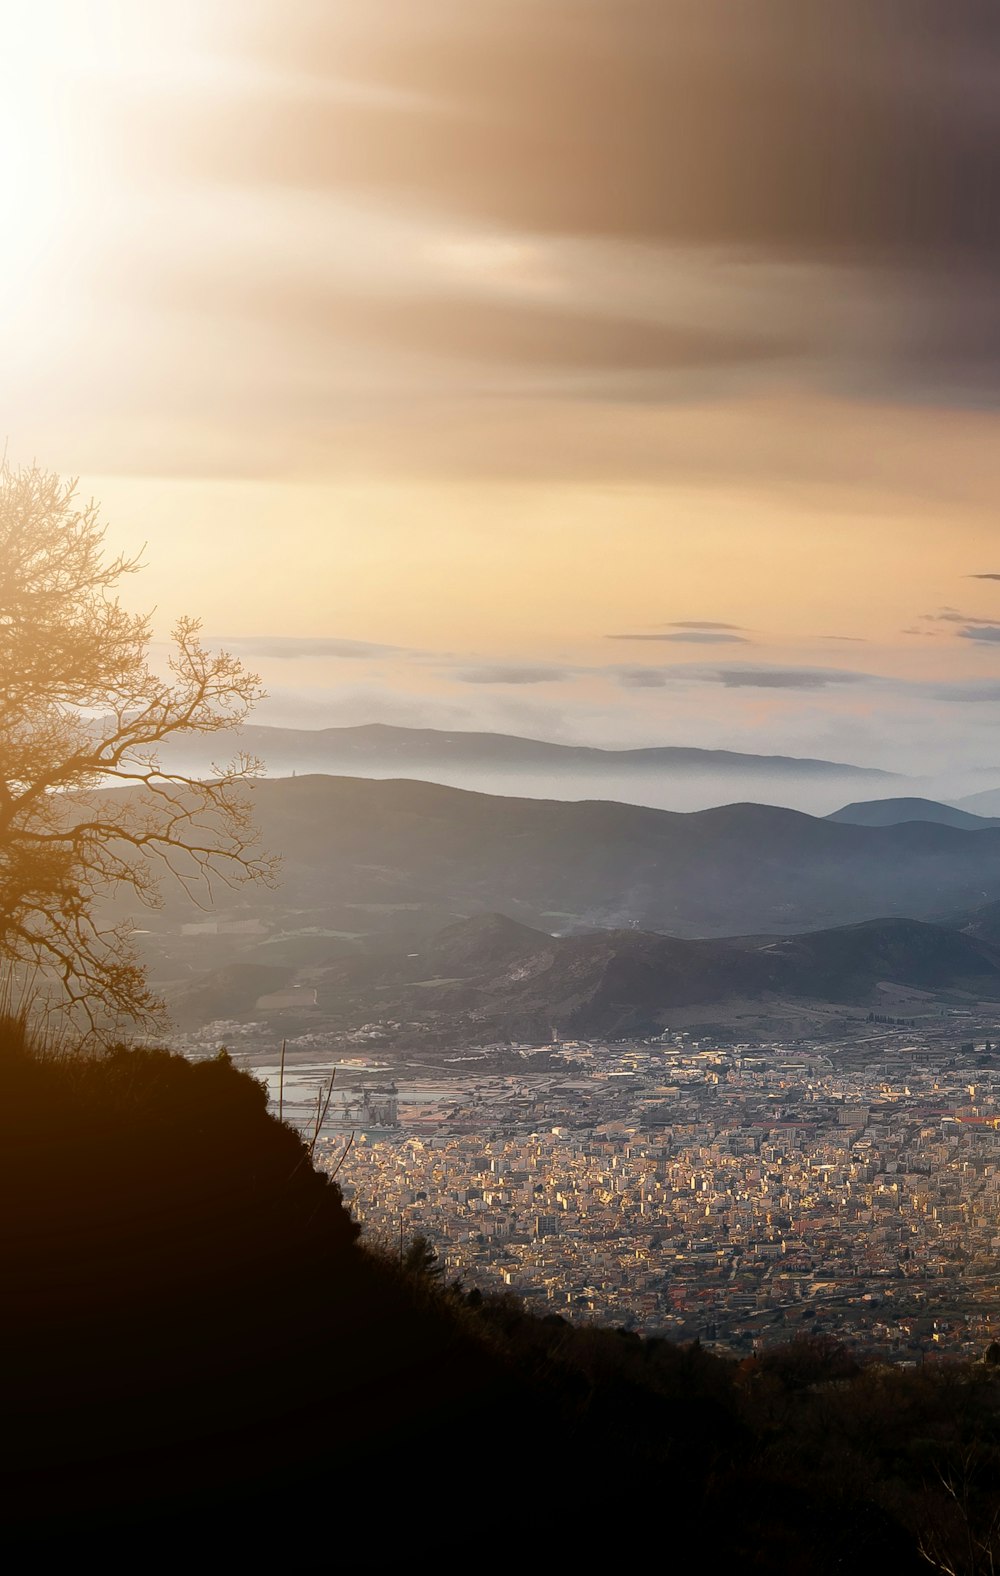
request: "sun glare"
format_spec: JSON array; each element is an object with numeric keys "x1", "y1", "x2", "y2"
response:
[
  {"x1": 0, "y1": 10, "x2": 78, "y2": 300},
  {"x1": 0, "y1": 1, "x2": 214, "y2": 306}
]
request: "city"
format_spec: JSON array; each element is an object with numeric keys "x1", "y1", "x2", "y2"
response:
[{"x1": 291, "y1": 1017, "x2": 1000, "y2": 1360}]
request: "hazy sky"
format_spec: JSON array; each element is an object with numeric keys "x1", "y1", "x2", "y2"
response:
[{"x1": 5, "y1": 1, "x2": 1000, "y2": 772}]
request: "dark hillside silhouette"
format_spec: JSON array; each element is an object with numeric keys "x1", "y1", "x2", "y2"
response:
[
  {"x1": 1, "y1": 1020, "x2": 997, "y2": 1572},
  {"x1": 0, "y1": 1025, "x2": 516, "y2": 1550}
]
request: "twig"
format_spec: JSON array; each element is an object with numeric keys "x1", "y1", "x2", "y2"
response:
[
  {"x1": 328, "y1": 1130, "x2": 355, "y2": 1180},
  {"x1": 309, "y1": 1066, "x2": 337, "y2": 1158}
]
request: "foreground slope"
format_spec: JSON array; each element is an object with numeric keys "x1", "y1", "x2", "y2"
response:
[
  {"x1": 0, "y1": 1028, "x2": 512, "y2": 1544},
  {"x1": 4, "y1": 1022, "x2": 997, "y2": 1572}
]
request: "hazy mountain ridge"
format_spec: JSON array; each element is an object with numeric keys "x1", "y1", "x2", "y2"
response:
[
  {"x1": 151, "y1": 721, "x2": 907, "y2": 816},
  {"x1": 955, "y1": 786, "x2": 1000, "y2": 819},
  {"x1": 171, "y1": 775, "x2": 1000, "y2": 939},
  {"x1": 116, "y1": 773, "x2": 1000, "y2": 1036},
  {"x1": 375, "y1": 913, "x2": 1000, "y2": 1039},
  {"x1": 175, "y1": 722, "x2": 898, "y2": 777},
  {"x1": 223, "y1": 772, "x2": 1000, "y2": 932},
  {"x1": 166, "y1": 909, "x2": 1000, "y2": 1044}
]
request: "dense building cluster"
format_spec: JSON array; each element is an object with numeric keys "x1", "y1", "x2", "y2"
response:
[{"x1": 321, "y1": 1022, "x2": 1000, "y2": 1358}]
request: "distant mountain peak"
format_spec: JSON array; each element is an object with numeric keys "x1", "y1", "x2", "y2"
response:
[{"x1": 829, "y1": 797, "x2": 1000, "y2": 830}]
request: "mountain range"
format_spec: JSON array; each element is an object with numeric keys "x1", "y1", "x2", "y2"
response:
[
  {"x1": 107, "y1": 771, "x2": 1000, "y2": 1037},
  {"x1": 168, "y1": 722, "x2": 898, "y2": 779},
  {"x1": 189, "y1": 774, "x2": 1000, "y2": 938},
  {"x1": 152, "y1": 721, "x2": 905, "y2": 816}
]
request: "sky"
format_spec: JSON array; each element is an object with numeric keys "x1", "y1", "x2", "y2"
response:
[{"x1": 4, "y1": 0, "x2": 1000, "y2": 775}]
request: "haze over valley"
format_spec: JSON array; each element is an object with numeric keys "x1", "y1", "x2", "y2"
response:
[
  {"x1": 97, "y1": 769, "x2": 1000, "y2": 1046},
  {"x1": 160, "y1": 721, "x2": 1000, "y2": 817}
]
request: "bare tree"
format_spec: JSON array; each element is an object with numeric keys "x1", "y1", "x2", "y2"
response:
[{"x1": 0, "y1": 463, "x2": 275, "y2": 1036}]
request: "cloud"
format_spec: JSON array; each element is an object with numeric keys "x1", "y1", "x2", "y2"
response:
[
  {"x1": 617, "y1": 669, "x2": 672, "y2": 689},
  {"x1": 80, "y1": 0, "x2": 1000, "y2": 452},
  {"x1": 665, "y1": 621, "x2": 747, "y2": 631},
  {"x1": 610, "y1": 662, "x2": 874, "y2": 692},
  {"x1": 253, "y1": 683, "x2": 476, "y2": 731},
  {"x1": 203, "y1": 2, "x2": 1000, "y2": 269},
  {"x1": 605, "y1": 631, "x2": 751, "y2": 645},
  {"x1": 924, "y1": 609, "x2": 1000, "y2": 627},
  {"x1": 918, "y1": 610, "x2": 1000, "y2": 642},
  {"x1": 969, "y1": 573, "x2": 1000, "y2": 581},
  {"x1": 210, "y1": 635, "x2": 415, "y2": 660},
  {"x1": 712, "y1": 668, "x2": 868, "y2": 690},
  {"x1": 152, "y1": 277, "x2": 791, "y2": 377},
  {"x1": 454, "y1": 665, "x2": 577, "y2": 685},
  {"x1": 934, "y1": 681, "x2": 1000, "y2": 703},
  {"x1": 10, "y1": 0, "x2": 1000, "y2": 486}
]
